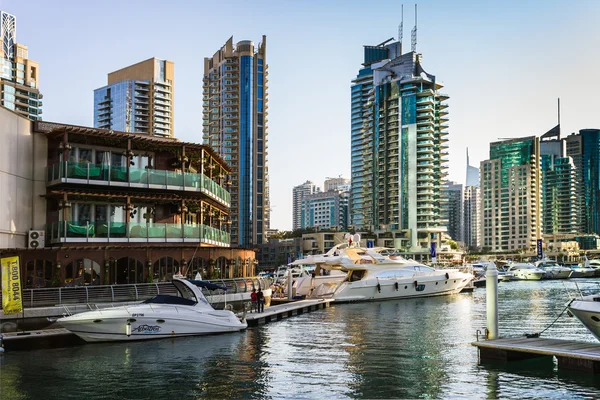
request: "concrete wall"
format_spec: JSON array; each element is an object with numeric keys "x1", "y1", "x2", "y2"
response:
[{"x1": 0, "y1": 107, "x2": 47, "y2": 249}]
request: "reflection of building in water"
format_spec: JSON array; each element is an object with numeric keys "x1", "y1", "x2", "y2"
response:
[{"x1": 0, "y1": 106, "x2": 258, "y2": 291}]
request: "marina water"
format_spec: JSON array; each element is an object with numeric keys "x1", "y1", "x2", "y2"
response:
[{"x1": 2, "y1": 279, "x2": 600, "y2": 399}]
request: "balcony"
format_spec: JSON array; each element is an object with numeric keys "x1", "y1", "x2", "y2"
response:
[
  {"x1": 47, "y1": 162, "x2": 231, "y2": 207},
  {"x1": 47, "y1": 221, "x2": 230, "y2": 247}
]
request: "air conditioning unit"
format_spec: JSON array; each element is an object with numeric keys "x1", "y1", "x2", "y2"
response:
[{"x1": 28, "y1": 230, "x2": 45, "y2": 249}]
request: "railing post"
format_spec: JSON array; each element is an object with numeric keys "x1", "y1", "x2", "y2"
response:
[
  {"x1": 58, "y1": 287, "x2": 62, "y2": 305},
  {"x1": 85, "y1": 286, "x2": 89, "y2": 304},
  {"x1": 110, "y1": 285, "x2": 115, "y2": 302}
]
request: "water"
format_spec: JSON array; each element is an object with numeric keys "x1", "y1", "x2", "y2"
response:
[{"x1": 2, "y1": 279, "x2": 600, "y2": 399}]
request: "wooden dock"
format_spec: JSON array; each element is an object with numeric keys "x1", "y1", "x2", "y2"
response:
[
  {"x1": 1, "y1": 328, "x2": 83, "y2": 351},
  {"x1": 245, "y1": 298, "x2": 333, "y2": 327},
  {"x1": 472, "y1": 337, "x2": 600, "y2": 372}
]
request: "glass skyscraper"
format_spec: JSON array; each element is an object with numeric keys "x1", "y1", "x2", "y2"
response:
[
  {"x1": 580, "y1": 129, "x2": 600, "y2": 235},
  {"x1": 350, "y1": 37, "x2": 449, "y2": 251},
  {"x1": 203, "y1": 36, "x2": 269, "y2": 247},
  {"x1": 0, "y1": 11, "x2": 42, "y2": 121},
  {"x1": 94, "y1": 58, "x2": 174, "y2": 137}
]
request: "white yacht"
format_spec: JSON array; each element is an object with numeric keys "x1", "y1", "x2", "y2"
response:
[
  {"x1": 57, "y1": 278, "x2": 247, "y2": 342},
  {"x1": 568, "y1": 295, "x2": 600, "y2": 341},
  {"x1": 535, "y1": 259, "x2": 572, "y2": 279},
  {"x1": 569, "y1": 265, "x2": 596, "y2": 278},
  {"x1": 305, "y1": 243, "x2": 472, "y2": 302},
  {"x1": 506, "y1": 262, "x2": 545, "y2": 280}
]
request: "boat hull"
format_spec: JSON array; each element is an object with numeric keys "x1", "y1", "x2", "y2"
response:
[
  {"x1": 58, "y1": 306, "x2": 247, "y2": 343},
  {"x1": 568, "y1": 300, "x2": 600, "y2": 341},
  {"x1": 512, "y1": 270, "x2": 545, "y2": 280},
  {"x1": 570, "y1": 269, "x2": 596, "y2": 278},
  {"x1": 322, "y1": 272, "x2": 472, "y2": 302}
]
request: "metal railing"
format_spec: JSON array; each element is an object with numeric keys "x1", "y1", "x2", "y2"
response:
[{"x1": 1, "y1": 278, "x2": 272, "y2": 309}]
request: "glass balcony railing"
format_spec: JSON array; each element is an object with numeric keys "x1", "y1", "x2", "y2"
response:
[
  {"x1": 47, "y1": 162, "x2": 230, "y2": 206},
  {"x1": 46, "y1": 221, "x2": 230, "y2": 245}
]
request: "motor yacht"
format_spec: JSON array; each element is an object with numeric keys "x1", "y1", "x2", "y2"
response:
[
  {"x1": 57, "y1": 278, "x2": 247, "y2": 342},
  {"x1": 534, "y1": 259, "x2": 572, "y2": 279},
  {"x1": 506, "y1": 262, "x2": 545, "y2": 280},
  {"x1": 305, "y1": 242, "x2": 472, "y2": 302},
  {"x1": 569, "y1": 265, "x2": 596, "y2": 278},
  {"x1": 568, "y1": 295, "x2": 600, "y2": 341}
]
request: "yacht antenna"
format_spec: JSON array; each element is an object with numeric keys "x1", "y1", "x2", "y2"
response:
[{"x1": 411, "y1": 4, "x2": 417, "y2": 52}]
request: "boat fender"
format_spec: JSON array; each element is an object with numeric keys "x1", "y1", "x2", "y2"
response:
[
  {"x1": 376, "y1": 283, "x2": 381, "y2": 293},
  {"x1": 445, "y1": 273, "x2": 450, "y2": 280},
  {"x1": 394, "y1": 282, "x2": 399, "y2": 291},
  {"x1": 414, "y1": 280, "x2": 418, "y2": 287},
  {"x1": 0, "y1": 334, "x2": 3, "y2": 355}
]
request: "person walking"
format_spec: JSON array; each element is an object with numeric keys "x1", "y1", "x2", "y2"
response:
[
  {"x1": 250, "y1": 288, "x2": 258, "y2": 313},
  {"x1": 257, "y1": 288, "x2": 264, "y2": 313}
]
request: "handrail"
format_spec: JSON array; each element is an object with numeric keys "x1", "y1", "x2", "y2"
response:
[{"x1": 2, "y1": 277, "x2": 273, "y2": 309}]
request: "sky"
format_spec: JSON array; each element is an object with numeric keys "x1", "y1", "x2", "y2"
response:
[{"x1": 4, "y1": 0, "x2": 600, "y2": 231}]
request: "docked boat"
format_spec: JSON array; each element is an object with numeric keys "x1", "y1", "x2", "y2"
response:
[
  {"x1": 568, "y1": 295, "x2": 600, "y2": 341},
  {"x1": 569, "y1": 265, "x2": 596, "y2": 278},
  {"x1": 57, "y1": 278, "x2": 247, "y2": 342},
  {"x1": 306, "y1": 243, "x2": 472, "y2": 302},
  {"x1": 535, "y1": 259, "x2": 572, "y2": 279},
  {"x1": 506, "y1": 262, "x2": 545, "y2": 280}
]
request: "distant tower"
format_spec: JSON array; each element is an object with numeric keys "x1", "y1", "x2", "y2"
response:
[
  {"x1": 292, "y1": 181, "x2": 321, "y2": 230},
  {"x1": 466, "y1": 148, "x2": 480, "y2": 187}
]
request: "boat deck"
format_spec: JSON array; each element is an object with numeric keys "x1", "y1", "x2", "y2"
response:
[{"x1": 472, "y1": 337, "x2": 600, "y2": 372}]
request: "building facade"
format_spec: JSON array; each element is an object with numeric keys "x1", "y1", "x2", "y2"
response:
[
  {"x1": 324, "y1": 176, "x2": 350, "y2": 192},
  {"x1": 564, "y1": 132, "x2": 585, "y2": 233},
  {"x1": 0, "y1": 107, "x2": 257, "y2": 290},
  {"x1": 480, "y1": 136, "x2": 541, "y2": 252},
  {"x1": 292, "y1": 180, "x2": 321, "y2": 230},
  {"x1": 301, "y1": 190, "x2": 349, "y2": 231},
  {"x1": 94, "y1": 58, "x2": 174, "y2": 137},
  {"x1": 350, "y1": 37, "x2": 449, "y2": 251},
  {"x1": 0, "y1": 11, "x2": 42, "y2": 121},
  {"x1": 463, "y1": 185, "x2": 480, "y2": 250},
  {"x1": 580, "y1": 129, "x2": 600, "y2": 235},
  {"x1": 202, "y1": 36, "x2": 269, "y2": 247},
  {"x1": 445, "y1": 182, "x2": 463, "y2": 243}
]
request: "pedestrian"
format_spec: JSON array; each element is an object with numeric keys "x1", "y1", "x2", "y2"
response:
[
  {"x1": 250, "y1": 288, "x2": 258, "y2": 313},
  {"x1": 257, "y1": 288, "x2": 264, "y2": 313}
]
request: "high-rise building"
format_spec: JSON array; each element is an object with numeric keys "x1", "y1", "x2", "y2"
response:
[
  {"x1": 203, "y1": 36, "x2": 269, "y2": 246},
  {"x1": 324, "y1": 176, "x2": 350, "y2": 192},
  {"x1": 480, "y1": 136, "x2": 541, "y2": 252},
  {"x1": 301, "y1": 190, "x2": 349, "y2": 231},
  {"x1": 445, "y1": 182, "x2": 463, "y2": 243},
  {"x1": 463, "y1": 185, "x2": 480, "y2": 250},
  {"x1": 466, "y1": 148, "x2": 479, "y2": 187},
  {"x1": 350, "y1": 35, "x2": 449, "y2": 251},
  {"x1": 292, "y1": 181, "x2": 321, "y2": 230},
  {"x1": 94, "y1": 58, "x2": 174, "y2": 136},
  {"x1": 0, "y1": 11, "x2": 42, "y2": 121},
  {"x1": 580, "y1": 129, "x2": 600, "y2": 235},
  {"x1": 564, "y1": 132, "x2": 585, "y2": 233}
]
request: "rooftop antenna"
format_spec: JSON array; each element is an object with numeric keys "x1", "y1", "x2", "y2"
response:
[
  {"x1": 558, "y1": 97, "x2": 561, "y2": 126},
  {"x1": 411, "y1": 4, "x2": 417, "y2": 52},
  {"x1": 398, "y1": 4, "x2": 403, "y2": 48}
]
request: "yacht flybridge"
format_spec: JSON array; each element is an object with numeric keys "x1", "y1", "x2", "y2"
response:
[
  {"x1": 294, "y1": 236, "x2": 472, "y2": 302},
  {"x1": 57, "y1": 278, "x2": 247, "y2": 342}
]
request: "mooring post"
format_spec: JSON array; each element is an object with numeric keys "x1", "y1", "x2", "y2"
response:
[
  {"x1": 486, "y1": 261, "x2": 499, "y2": 340},
  {"x1": 287, "y1": 269, "x2": 293, "y2": 301}
]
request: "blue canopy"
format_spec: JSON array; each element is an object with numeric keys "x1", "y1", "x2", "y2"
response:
[{"x1": 188, "y1": 280, "x2": 227, "y2": 291}]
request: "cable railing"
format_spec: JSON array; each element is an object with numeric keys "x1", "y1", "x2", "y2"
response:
[{"x1": 1, "y1": 277, "x2": 272, "y2": 309}]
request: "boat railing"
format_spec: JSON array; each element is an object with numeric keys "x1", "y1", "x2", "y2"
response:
[{"x1": 2, "y1": 277, "x2": 273, "y2": 309}]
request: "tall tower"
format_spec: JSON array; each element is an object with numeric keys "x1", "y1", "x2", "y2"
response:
[
  {"x1": 480, "y1": 137, "x2": 541, "y2": 252},
  {"x1": 445, "y1": 182, "x2": 463, "y2": 243},
  {"x1": 94, "y1": 58, "x2": 174, "y2": 136},
  {"x1": 293, "y1": 181, "x2": 321, "y2": 230},
  {"x1": 579, "y1": 129, "x2": 600, "y2": 235},
  {"x1": 463, "y1": 185, "x2": 480, "y2": 250},
  {"x1": 203, "y1": 36, "x2": 269, "y2": 246},
  {"x1": 466, "y1": 148, "x2": 479, "y2": 187},
  {"x1": 0, "y1": 11, "x2": 42, "y2": 121},
  {"x1": 350, "y1": 30, "x2": 449, "y2": 251}
]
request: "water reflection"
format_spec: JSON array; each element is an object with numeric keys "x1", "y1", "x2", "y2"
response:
[{"x1": 1, "y1": 280, "x2": 600, "y2": 399}]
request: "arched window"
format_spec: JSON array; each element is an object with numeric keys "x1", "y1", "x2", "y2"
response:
[
  {"x1": 187, "y1": 257, "x2": 207, "y2": 280},
  {"x1": 153, "y1": 257, "x2": 179, "y2": 282},
  {"x1": 65, "y1": 258, "x2": 100, "y2": 286},
  {"x1": 216, "y1": 256, "x2": 228, "y2": 279},
  {"x1": 233, "y1": 257, "x2": 243, "y2": 278},
  {"x1": 114, "y1": 257, "x2": 144, "y2": 284},
  {"x1": 25, "y1": 260, "x2": 53, "y2": 288}
]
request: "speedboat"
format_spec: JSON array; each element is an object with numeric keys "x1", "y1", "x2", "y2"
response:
[
  {"x1": 534, "y1": 259, "x2": 572, "y2": 279},
  {"x1": 506, "y1": 262, "x2": 545, "y2": 280},
  {"x1": 568, "y1": 294, "x2": 600, "y2": 341},
  {"x1": 569, "y1": 265, "x2": 596, "y2": 278},
  {"x1": 306, "y1": 242, "x2": 472, "y2": 302},
  {"x1": 57, "y1": 278, "x2": 247, "y2": 342}
]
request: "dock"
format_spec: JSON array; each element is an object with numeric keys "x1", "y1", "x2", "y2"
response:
[
  {"x1": 472, "y1": 337, "x2": 600, "y2": 372},
  {"x1": 245, "y1": 298, "x2": 333, "y2": 326}
]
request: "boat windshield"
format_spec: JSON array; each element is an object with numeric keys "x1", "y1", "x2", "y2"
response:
[
  {"x1": 143, "y1": 294, "x2": 197, "y2": 306},
  {"x1": 375, "y1": 266, "x2": 435, "y2": 278}
]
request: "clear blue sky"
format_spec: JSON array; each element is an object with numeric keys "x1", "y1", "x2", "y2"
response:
[{"x1": 5, "y1": 0, "x2": 600, "y2": 231}]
